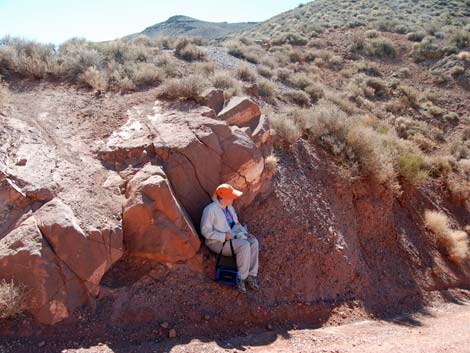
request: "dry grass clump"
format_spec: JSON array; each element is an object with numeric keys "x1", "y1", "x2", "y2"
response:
[
  {"x1": 158, "y1": 74, "x2": 208, "y2": 101},
  {"x1": 79, "y1": 66, "x2": 108, "y2": 91},
  {"x1": 226, "y1": 41, "x2": 264, "y2": 64},
  {"x1": 257, "y1": 65, "x2": 273, "y2": 79},
  {"x1": 174, "y1": 37, "x2": 207, "y2": 62},
  {"x1": 257, "y1": 79, "x2": 277, "y2": 101},
  {"x1": 0, "y1": 279, "x2": 27, "y2": 319},
  {"x1": 407, "y1": 31, "x2": 426, "y2": 42},
  {"x1": 304, "y1": 83, "x2": 324, "y2": 104},
  {"x1": 424, "y1": 210, "x2": 468, "y2": 264},
  {"x1": 264, "y1": 154, "x2": 279, "y2": 174},
  {"x1": 350, "y1": 34, "x2": 398, "y2": 59},
  {"x1": 457, "y1": 51, "x2": 470, "y2": 61},
  {"x1": 411, "y1": 37, "x2": 444, "y2": 62},
  {"x1": 269, "y1": 112, "x2": 302, "y2": 145},
  {"x1": 211, "y1": 71, "x2": 241, "y2": 99},
  {"x1": 235, "y1": 64, "x2": 257, "y2": 82},
  {"x1": 284, "y1": 90, "x2": 311, "y2": 107},
  {"x1": 272, "y1": 32, "x2": 308, "y2": 46},
  {"x1": 447, "y1": 177, "x2": 470, "y2": 204}
]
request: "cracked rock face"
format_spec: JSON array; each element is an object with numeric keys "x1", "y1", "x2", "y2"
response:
[
  {"x1": 123, "y1": 164, "x2": 200, "y2": 262},
  {"x1": 101, "y1": 101, "x2": 269, "y2": 225}
]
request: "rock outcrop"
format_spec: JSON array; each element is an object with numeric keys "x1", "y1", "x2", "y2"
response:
[
  {"x1": 123, "y1": 164, "x2": 200, "y2": 262},
  {"x1": 217, "y1": 97, "x2": 261, "y2": 130},
  {"x1": 0, "y1": 92, "x2": 272, "y2": 325}
]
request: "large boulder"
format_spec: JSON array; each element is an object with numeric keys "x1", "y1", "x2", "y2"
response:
[
  {"x1": 0, "y1": 217, "x2": 88, "y2": 324},
  {"x1": 123, "y1": 164, "x2": 200, "y2": 262},
  {"x1": 217, "y1": 97, "x2": 261, "y2": 130},
  {"x1": 35, "y1": 199, "x2": 123, "y2": 295},
  {"x1": 197, "y1": 88, "x2": 224, "y2": 114}
]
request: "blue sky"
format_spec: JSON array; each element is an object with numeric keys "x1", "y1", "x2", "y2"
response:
[{"x1": 0, "y1": 0, "x2": 303, "y2": 44}]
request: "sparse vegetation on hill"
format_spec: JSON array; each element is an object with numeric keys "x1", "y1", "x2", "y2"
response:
[{"x1": 128, "y1": 15, "x2": 257, "y2": 40}]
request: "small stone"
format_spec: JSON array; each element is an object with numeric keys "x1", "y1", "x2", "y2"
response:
[
  {"x1": 16, "y1": 159, "x2": 27, "y2": 166},
  {"x1": 38, "y1": 341, "x2": 46, "y2": 347},
  {"x1": 204, "y1": 314, "x2": 210, "y2": 321},
  {"x1": 168, "y1": 328, "x2": 177, "y2": 338},
  {"x1": 161, "y1": 322, "x2": 169, "y2": 329},
  {"x1": 73, "y1": 342, "x2": 79, "y2": 346},
  {"x1": 266, "y1": 324, "x2": 273, "y2": 331}
]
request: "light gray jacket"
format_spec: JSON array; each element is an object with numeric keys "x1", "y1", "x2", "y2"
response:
[{"x1": 200, "y1": 200, "x2": 239, "y2": 248}]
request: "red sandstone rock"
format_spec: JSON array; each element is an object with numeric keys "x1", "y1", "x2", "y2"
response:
[
  {"x1": 198, "y1": 88, "x2": 224, "y2": 114},
  {"x1": 217, "y1": 96, "x2": 261, "y2": 129},
  {"x1": 35, "y1": 199, "x2": 123, "y2": 296},
  {"x1": 0, "y1": 217, "x2": 88, "y2": 324},
  {"x1": 123, "y1": 164, "x2": 200, "y2": 262}
]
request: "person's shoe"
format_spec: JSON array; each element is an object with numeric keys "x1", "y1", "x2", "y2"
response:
[
  {"x1": 236, "y1": 278, "x2": 247, "y2": 294},
  {"x1": 246, "y1": 276, "x2": 260, "y2": 290}
]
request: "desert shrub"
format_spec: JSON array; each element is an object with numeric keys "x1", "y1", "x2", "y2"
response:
[
  {"x1": 284, "y1": 90, "x2": 311, "y2": 107},
  {"x1": 275, "y1": 67, "x2": 292, "y2": 82},
  {"x1": 235, "y1": 64, "x2": 257, "y2": 82},
  {"x1": 128, "y1": 63, "x2": 164, "y2": 87},
  {"x1": 451, "y1": 141, "x2": 470, "y2": 160},
  {"x1": 192, "y1": 62, "x2": 215, "y2": 76},
  {"x1": 354, "y1": 61, "x2": 383, "y2": 77},
  {"x1": 350, "y1": 35, "x2": 398, "y2": 58},
  {"x1": 325, "y1": 92, "x2": 359, "y2": 115},
  {"x1": 447, "y1": 29, "x2": 470, "y2": 49},
  {"x1": 407, "y1": 31, "x2": 426, "y2": 42},
  {"x1": 158, "y1": 75, "x2": 208, "y2": 100},
  {"x1": 424, "y1": 210, "x2": 468, "y2": 264},
  {"x1": 227, "y1": 42, "x2": 244, "y2": 58},
  {"x1": 269, "y1": 112, "x2": 302, "y2": 144},
  {"x1": 398, "y1": 152, "x2": 429, "y2": 183},
  {"x1": 365, "y1": 37, "x2": 398, "y2": 58},
  {"x1": 365, "y1": 29, "x2": 380, "y2": 38},
  {"x1": 257, "y1": 65, "x2": 273, "y2": 78},
  {"x1": 411, "y1": 38, "x2": 444, "y2": 62},
  {"x1": 0, "y1": 37, "x2": 56, "y2": 79},
  {"x1": 226, "y1": 42, "x2": 262, "y2": 64},
  {"x1": 450, "y1": 65, "x2": 465, "y2": 76},
  {"x1": 0, "y1": 279, "x2": 27, "y2": 319},
  {"x1": 257, "y1": 79, "x2": 277, "y2": 100},
  {"x1": 174, "y1": 37, "x2": 206, "y2": 62},
  {"x1": 304, "y1": 83, "x2": 324, "y2": 103},
  {"x1": 79, "y1": 66, "x2": 108, "y2": 91},
  {"x1": 272, "y1": 32, "x2": 308, "y2": 46},
  {"x1": 211, "y1": 71, "x2": 241, "y2": 99}
]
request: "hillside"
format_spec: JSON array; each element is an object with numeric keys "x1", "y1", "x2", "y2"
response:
[
  {"x1": 0, "y1": 0, "x2": 470, "y2": 352},
  {"x1": 126, "y1": 15, "x2": 257, "y2": 40}
]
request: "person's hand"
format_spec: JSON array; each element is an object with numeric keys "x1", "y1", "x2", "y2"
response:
[{"x1": 225, "y1": 232, "x2": 232, "y2": 241}]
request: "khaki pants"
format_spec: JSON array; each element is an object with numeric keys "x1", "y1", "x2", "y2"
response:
[{"x1": 209, "y1": 237, "x2": 259, "y2": 280}]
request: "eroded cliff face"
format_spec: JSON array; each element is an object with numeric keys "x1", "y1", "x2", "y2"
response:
[{"x1": 0, "y1": 84, "x2": 469, "y2": 339}]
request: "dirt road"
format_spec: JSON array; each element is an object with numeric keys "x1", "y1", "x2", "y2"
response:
[{"x1": 46, "y1": 301, "x2": 469, "y2": 353}]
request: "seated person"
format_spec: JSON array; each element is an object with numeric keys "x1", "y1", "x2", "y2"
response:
[{"x1": 200, "y1": 183, "x2": 260, "y2": 293}]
